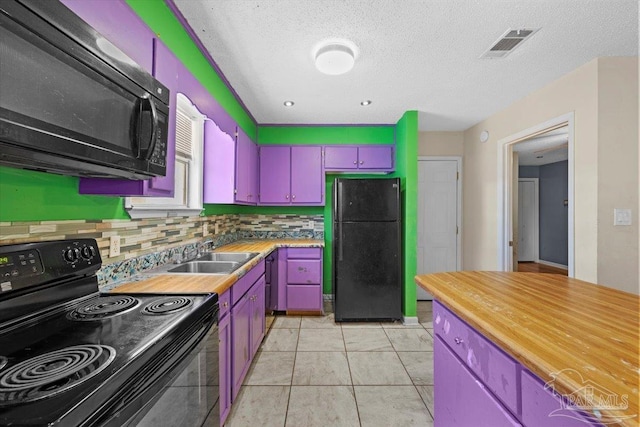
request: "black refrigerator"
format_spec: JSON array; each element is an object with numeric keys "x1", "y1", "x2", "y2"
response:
[{"x1": 333, "y1": 177, "x2": 402, "y2": 321}]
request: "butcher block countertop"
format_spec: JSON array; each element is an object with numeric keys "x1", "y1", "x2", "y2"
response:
[
  {"x1": 111, "y1": 239, "x2": 323, "y2": 296},
  {"x1": 415, "y1": 271, "x2": 639, "y2": 427}
]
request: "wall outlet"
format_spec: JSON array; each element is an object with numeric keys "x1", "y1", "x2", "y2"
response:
[
  {"x1": 109, "y1": 235, "x2": 121, "y2": 257},
  {"x1": 202, "y1": 223, "x2": 209, "y2": 236},
  {"x1": 214, "y1": 222, "x2": 220, "y2": 234}
]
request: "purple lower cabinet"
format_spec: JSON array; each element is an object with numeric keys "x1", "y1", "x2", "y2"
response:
[
  {"x1": 434, "y1": 336, "x2": 522, "y2": 427},
  {"x1": 218, "y1": 312, "x2": 231, "y2": 425},
  {"x1": 521, "y1": 370, "x2": 605, "y2": 427},
  {"x1": 231, "y1": 293, "x2": 251, "y2": 401},
  {"x1": 286, "y1": 285, "x2": 322, "y2": 311},
  {"x1": 286, "y1": 259, "x2": 322, "y2": 284},
  {"x1": 250, "y1": 277, "x2": 266, "y2": 355}
]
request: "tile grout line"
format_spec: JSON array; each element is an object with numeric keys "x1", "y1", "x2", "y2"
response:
[{"x1": 339, "y1": 320, "x2": 363, "y2": 427}]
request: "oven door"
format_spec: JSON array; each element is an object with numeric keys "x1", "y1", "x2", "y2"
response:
[
  {"x1": 121, "y1": 323, "x2": 220, "y2": 427},
  {"x1": 0, "y1": 0, "x2": 168, "y2": 179}
]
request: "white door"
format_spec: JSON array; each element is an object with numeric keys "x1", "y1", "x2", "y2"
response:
[
  {"x1": 517, "y1": 179, "x2": 539, "y2": 262},
  {"x1": 417, "y1": 159, "x2": 460, "y2": 300}
]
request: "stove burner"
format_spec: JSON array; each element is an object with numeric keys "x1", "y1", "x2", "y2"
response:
[
  {"x1": 0, "y1": 345, "x2": 116, "y2": 405},
  {"x1": 142, "y1": 296, "x2": 193, "y2": 315},
  {"x1": 69, "y1": 296, "x2": 140, "y2": 321}
]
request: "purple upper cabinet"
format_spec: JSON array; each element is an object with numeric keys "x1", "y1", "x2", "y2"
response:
[
  {"x1": 324, "y1": 146, "x2": 358, "y2": 170},
  {"x1": 60, "y1": 0, "x2": 153, "y2": 73},
  {"x1": 291, "y1": 146, "x2": 324, "y2": 205},
  {"x1": 259, "y1": 146, "x2": 324, "y2": 206},
  {"x1": 203, "y1": 125, "x2": 256, "y2": 205},
  {"x1": 258, "y1": 146, "x2": 291, "y2": 204},
  {"x1": 203, "y1": 120, "x2": 236, "y2": 204},
  {"x1": 324, "y1": 145, "x2": 395, "y2": 172},
  {"x1": 78, "y1": 15, "x2": 177, "y2": 196},
  {"x1": 358, "y1": 145, "x2": 394, "y2": 170},
  {"x1": 235, "y1": 128, "x2": 258, "y2": 205}
]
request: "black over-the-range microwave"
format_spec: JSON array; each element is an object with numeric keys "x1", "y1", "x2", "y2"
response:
[{"x1": 0, "y1": 0, "x2": 169, "y2": 180}]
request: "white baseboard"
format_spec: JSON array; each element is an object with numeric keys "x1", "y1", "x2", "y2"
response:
[
  {"x1": 403, "y1": 316, "x2": 419, "y2": 326},
  {"x1": 537, "y1": 259, "x2": 568, "y2": 270}
]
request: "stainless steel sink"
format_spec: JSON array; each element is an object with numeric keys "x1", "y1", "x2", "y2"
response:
[
  {"x1": 167, "y1": 261, "x2": 241, "y2": 274},
  {"x1": 195, "y1": 252, "x2": 259, "y2": 263}
]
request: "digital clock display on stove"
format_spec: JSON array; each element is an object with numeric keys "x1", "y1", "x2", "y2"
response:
[{"x1": 0, "y1": 256, "x2": 12, "y2": 266}]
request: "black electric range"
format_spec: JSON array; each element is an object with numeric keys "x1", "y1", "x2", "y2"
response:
[{"x1": 0, "y1": 239, "x2": 219, "y2": 426}]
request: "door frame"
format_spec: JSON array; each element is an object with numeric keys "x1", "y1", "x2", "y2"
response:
[
  {"x1": 497, "y1": 113, "x2": 575, "y2": 276},
  {"x1": 517, "y1": 178, "x2": 539, "y2": 263},
  {"x1": 417, "y1": 156, "x2": 463, "y2": 271}
]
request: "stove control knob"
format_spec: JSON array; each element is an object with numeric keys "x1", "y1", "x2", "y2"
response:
[
  {"x1": 64, "y1": 248, "x2": 79, "y2": 263},
  {"x1": 80, "y1": 246, "x2": 94, "y2": 260}
]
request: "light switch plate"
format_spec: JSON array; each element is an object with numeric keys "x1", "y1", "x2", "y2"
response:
[{"x1": 614, "y1": 208, "x2": 632, "y2": 226}]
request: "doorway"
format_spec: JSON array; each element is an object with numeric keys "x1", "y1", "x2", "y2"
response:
[
  {"x1": 417, "y1": 157, "x2": 462, "y2": 300},
  {"x1": 497, "y1": 113, "x2": 574, "y2": 276}
]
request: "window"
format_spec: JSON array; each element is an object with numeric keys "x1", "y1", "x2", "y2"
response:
[{"x1": 125, "y1": 93, "x2": 204, "y2": 218}]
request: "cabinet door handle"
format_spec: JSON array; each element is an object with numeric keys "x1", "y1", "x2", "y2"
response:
[
  {"x1": 285, "y1": 194, "x2": 289, "y2": 199},
  {"x1": 292, "y1": 195, "x2": 296, "y2": 200},
  {"x1": 454, "y1": 337, "x2": 463, "y2": 345},
  {"x1": 353, "y1": 160, "x2": 357, "y2": 165},
  {"x1": 359, "y1": 160, "x2": 364, "y2": 165},
  {"x1": 223, "y1": 302, "x2": 229, "y2": 308}
]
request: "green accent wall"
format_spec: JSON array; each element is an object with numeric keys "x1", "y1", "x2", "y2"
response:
[
  {"x1": 259, "y1": 126, "x2": 395, "y2": 145},
  {"x1": 0, "y1": 167, "x2": 127, "y2": 222},
  {"x1": 393, "y1": 111, "x2": 418, "y2": 318},
  {"x1": 126, "y1": 0, "x2": 256, "y2": 139}
]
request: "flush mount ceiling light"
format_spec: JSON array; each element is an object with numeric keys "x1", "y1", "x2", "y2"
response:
[
  {"x1": 360, "y1": 100, "x2": 372, "y2": 106},
  {"x1": 283, "y1": 101, "x2": 294, "y2": 107},
  {"x1": 314, "y1": 40, "x2": 357, "y2": 75}
]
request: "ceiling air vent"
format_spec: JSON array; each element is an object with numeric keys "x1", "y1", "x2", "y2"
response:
[{"x1": 480, "y1": 28, "x2": 539, "y2": 59}]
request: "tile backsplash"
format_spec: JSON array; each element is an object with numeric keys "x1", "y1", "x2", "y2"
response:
[{"x1": 0, "y1": 213, "x2": 324, "y2": 288}]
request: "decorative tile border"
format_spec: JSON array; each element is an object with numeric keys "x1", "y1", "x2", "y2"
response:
[{"x1": 0, "y1": 213, "x2": 324, "y2": 289}]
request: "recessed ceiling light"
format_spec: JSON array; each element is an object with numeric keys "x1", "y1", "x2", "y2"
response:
[
  {"x1": 314, "y1": 40, "x2": 357, "y2": 75},
  {"x1": 283, "y1": 101, "x2": 294, "y2": 107},
  {"x1": 360, "y1": 100, "x2": 372, "y2": 106}
]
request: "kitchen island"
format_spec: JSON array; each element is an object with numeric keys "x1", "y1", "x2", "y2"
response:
[{"x1": 415, "y1": 271, "x2": 639, "y2": 427}]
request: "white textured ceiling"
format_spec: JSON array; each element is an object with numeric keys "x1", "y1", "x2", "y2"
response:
[
  {"x1": 173, "y1": 0, "x2": 639, "y2": 131},
  {"x1": 514, "y1": 127, "x2": 568, "y2": 166}
]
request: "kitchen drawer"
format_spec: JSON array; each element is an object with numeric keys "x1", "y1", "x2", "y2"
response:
[
  {"x1": 435, "y1": 337, "x2": 522, "y2": 427},
  {"x1": 287, "y1": 259, "x2": 321, "y2": 284},
  {"x1": 521, "y1": 370, "x2": 604, "y2": 427},
  {"x1": 219, "y1": 289, "x2": 231, "y2": 319},
  {"x1": 231, "y1": 260, "x2": 265, "y2": 305},
  {"x1": 433, "y1": 301, "x2": 520, "y2": 417},
  {"x1": 287, "y1": 248, "x2": 322, "y2": 259},
  {"x1": 286, "y1": 285, "x2": 322, "y2": 311}
]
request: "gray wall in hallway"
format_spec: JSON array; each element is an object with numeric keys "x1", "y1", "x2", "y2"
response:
[{"x1": 519, "y1": 161, "x2": 568, "y2": 265}]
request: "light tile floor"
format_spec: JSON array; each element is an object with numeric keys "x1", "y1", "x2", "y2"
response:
[{"x1": 224, "y1": 301, "x2": 434, "y2": 427}]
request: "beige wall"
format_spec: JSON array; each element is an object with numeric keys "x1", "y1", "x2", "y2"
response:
[
  {"x1": 462, "y1": 57, "x2": 639, "y2": 294},
  {"x1": 418, "y1": 131, "x2": 464, "y2": 156},
  {"x1": 597, "y1": 58, "x2": 639, "y2": 293}
]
